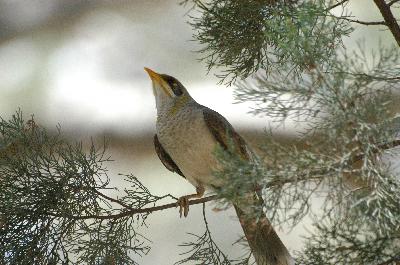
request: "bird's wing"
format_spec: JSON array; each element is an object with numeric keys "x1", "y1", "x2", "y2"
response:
[
  {"x1": 202, "y1": 108, "x2": 249, "y2": 160},
  {"x1": 203, "y1": 108, "x2": 294, "y2": 264},
  {"x1": 153, "y1": 134, "x2": 186, "y2": 178}
]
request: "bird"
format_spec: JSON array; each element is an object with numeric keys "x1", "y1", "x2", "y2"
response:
[{"x1": 145, "y1": 67, "x2": 294, "y2": 265}]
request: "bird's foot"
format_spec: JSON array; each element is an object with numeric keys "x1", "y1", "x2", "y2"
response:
[
  {"x1": 176, "y1": 186, "x2": 205, "y2": 218},
  {"x1": 177, "y1": 196, "x2": 190, "y2": 218}
]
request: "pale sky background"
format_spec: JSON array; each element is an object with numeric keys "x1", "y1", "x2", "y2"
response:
[
  {"x1": 0, "y1": 0, "x2": 398, "y2": 264},
  {"x1": 1, "y1": 0, "x2": 395, "y2": 135}
]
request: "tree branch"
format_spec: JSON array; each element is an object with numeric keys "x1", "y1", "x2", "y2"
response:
[
  {"x1": 93, "y1": 189, "x2": 136, "y2": 211},
  {"x1": 55, "y1": 195, "x2": 218, "y2": 220},
  {"x1": 374, "y1": 0, "x2": 400, "y2": 45},
  {"x1": 338, "y1": 16, "x2": 387, "y2": 26}
]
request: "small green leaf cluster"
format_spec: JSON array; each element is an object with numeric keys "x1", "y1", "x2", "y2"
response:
[
  {"x1": 0, "y1": 112, "x2": 160, "y2": 265},
  {"x1": 188, "y1": 0, "x2": 352, "y2": 84},
  {"x1": 214, "y1": 44, "x2": 400, "y2": 264},
  {"x1": 296, "y1": 218, "x2": 400, "y2": 264}
]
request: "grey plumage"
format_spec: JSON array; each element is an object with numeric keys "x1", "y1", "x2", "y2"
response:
[
  {"x1": 145, "y1": 68, "x2": 294, "y2": 265},
  {"x1": 156, "y1": 101, "x2": 225, "y2": 188}
]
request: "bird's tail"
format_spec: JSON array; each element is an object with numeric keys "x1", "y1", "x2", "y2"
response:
[{"x1": 233, "y1": 194, "x2": 295, "y2": 265}]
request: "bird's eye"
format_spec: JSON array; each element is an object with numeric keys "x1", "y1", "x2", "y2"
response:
[
  {"x1": 170, "y1": 81, "x2": 183, "y2": 96},
  {"x1": 161, "y1": 74, "x2": 184, "y2": 97}
]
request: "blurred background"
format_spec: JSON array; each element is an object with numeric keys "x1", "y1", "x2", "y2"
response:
[{"x1": 0, "y1": 0, "x2": 398, "y2": 263}]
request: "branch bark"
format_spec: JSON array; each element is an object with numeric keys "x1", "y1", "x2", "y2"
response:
[
  {"x1": 374, "y1": 0, "x2": 400, "y2": 46},
  {"x1": 61, "y1": 195, "x2": 218, "y2": 220}
]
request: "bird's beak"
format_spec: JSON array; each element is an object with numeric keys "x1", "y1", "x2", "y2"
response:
[{"x1": 144, "y1": 67, "x2": 172, "y2": 97}]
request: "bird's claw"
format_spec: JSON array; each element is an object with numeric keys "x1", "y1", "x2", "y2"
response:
[{"x1": 177, "y1": 196, "x2": 190, "y2": 218}]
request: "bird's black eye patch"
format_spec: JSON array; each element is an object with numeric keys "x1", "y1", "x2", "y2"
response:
[{"x1": 161, "y1": 74, "x2": 183, "y2": 96}]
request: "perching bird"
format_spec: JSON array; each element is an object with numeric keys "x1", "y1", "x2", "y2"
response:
[{"x1": 145, "y1": 67, "x2": 294, "y2": 265}]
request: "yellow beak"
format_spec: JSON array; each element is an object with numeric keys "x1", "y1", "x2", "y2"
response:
[{"x1": 144, "y1": 67, "x2": 172, "y2": 97}]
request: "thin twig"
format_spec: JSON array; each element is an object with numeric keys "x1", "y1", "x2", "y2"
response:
[
  {"x1": 331, "y1": 71, "x2": 400, "y2": 81},
  {"x1": 388, "y1": 0, "x2": 400, "y2": 6},
  {"x1": 93, "y1": 189, "x2": 136, "y2": 211},
  {"x1": 339, "y1": 16, "x2": 387, "y2": 26},
  {"x1": 202, "y1": 202, "x2": 209, "y2": 229},
  {"x1": 326, "y1": 0, "x2": 349, "y2": 11},
  {"x1": 374, "y1": 0, "x2": 400, "y2": 45}
]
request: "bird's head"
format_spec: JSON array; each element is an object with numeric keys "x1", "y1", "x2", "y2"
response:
[{"x1": 144, "y1": 67, "x2": 192, "y2": 114}]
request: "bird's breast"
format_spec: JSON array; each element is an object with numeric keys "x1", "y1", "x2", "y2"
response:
[{"x1": 156, "y1": 108, "x2": 223, "y2": 187}]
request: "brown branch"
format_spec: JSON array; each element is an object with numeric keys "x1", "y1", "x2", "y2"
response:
[
  {"x1": 57, "y1": 195, "x2": 218, "y2": 221},
  {"x1": 93, "y1": 189, "x2": 136, "y2": 211},
  {"x1": 339, "y1": 16, "x2": 387, "y2": 26},
  {"x1": 374, "y1": 0, "x2": 400, "y2": 46}
]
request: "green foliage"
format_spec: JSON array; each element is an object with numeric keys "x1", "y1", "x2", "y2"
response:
[
  {"x1": 0, "y1": 111, "x2": 165, "y2": 264},
  {"x1": 184, "y1": 0, "x2": 400, "y2": 264},
  {"x1": 212, "y1": 143, "x2": 263, "y2": 210},
  {"x1": 296, "y1": 218, "x2": 400, "y2": 264},
  {"x1": 212, "y1": 46, "x2": 400, "y2": 263},
  {"x1": 235, "y1": 44, "x2": 400, "y2": 120},
  {"x1": 186, "y1": 0, "x2": 352, "y2": 84},
  {"x1": 74, "y1": 217, "x2": 149, "y2": 265}
]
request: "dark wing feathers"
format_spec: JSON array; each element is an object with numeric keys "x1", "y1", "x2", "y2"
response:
[
  {"x1": 204, "y1": 109, "x2": 293, "y2": 263},
  {"x1": 202, "y1": 108, "x2": 249, "y2": 160},
  {"x1": 153, "y1": 134, "x2": 186, "y2": 179}
]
